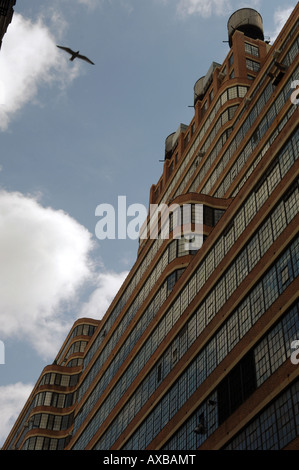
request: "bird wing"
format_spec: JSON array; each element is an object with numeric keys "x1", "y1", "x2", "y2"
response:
[
  {"x1": 56, "y1": 45, "x2": 75, "y2": 55},
  {"x1": 77, "y1": 54, "x2": 95, "y2": 65}
]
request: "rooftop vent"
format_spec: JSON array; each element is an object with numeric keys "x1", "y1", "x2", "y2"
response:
[{"x1": 227, "y1": 8, "x2": 264, "y2": 47}]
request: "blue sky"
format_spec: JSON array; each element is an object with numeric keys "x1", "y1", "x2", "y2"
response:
[{"x1": 0, "y1": 0, "x2": 297, "y2": 446}]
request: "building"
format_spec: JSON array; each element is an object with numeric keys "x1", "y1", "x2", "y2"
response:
[
  {"x1": 2, "y1": 5, "x2": 299, "y2": 451},
  {"x1": 0, "y1": 0, "x2": 16, "y2": 49}
]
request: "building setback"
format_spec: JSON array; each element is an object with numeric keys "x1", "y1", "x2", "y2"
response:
[{"x1": 2, "y1": 5, "x2": 299, "y2": 451}]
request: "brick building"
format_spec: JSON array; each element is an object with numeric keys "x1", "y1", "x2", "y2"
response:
[{"x1": 2, "y1": 5, "x2": 299, "y2": 451}]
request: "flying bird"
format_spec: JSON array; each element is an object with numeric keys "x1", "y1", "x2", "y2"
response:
[{"x1": 57, "y1": 45, "x2": 95, "y2": 65}]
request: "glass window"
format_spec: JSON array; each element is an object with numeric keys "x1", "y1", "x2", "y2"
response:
[
  {"x1": 259, "y1": 218, "x2": 273, "y2": 257},
  {"x1": 239, "y1": 301, "x2": 252, "y2": 338},
  {"x1": 228, "y1": 87, "x2": 238, "y2": 100},
  {"x1": 260, "y1": 404, "x2": 279, "y2": 449},
  {"x1": 246, "y1": 58, "x2": 260, "y2": 72},
  {"x1": 271, "y1": 202, "x2": 287, "y2": 237},
  {"x1": 167, "y1": 272, "x2": 176, "y2": 294},
  {"x1": 276, "y1": 250, "x2": 293, "y2": 293},
  {"x1": 263, "y1": 266, "x2": 279, "y2": 310},
  {"x1": 245, "y1": 42, "x2": 260, "y2": 57},
  {"x1": 250, "y1": 283, "x2": 264, "y2": 322}
]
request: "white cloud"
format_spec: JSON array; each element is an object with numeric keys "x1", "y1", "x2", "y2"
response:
[
  {"x1": 171, "y1": 0, "x2": 263, "y2": 19},
  {"x1": 0, "y1": 190, "x2": 94, "y2": 359},
  {"x1": 77, "y1": 0, "x2": 100, "y2": 7},
  {"x1": 0, "y1": 382, "x2": 33, "y2": 447},
  {"x1": 0, "y1": 12, "x2": 80, "y2": 131},
  {"x1": 271, "y1": 4, "x2": 296, "y2": 42},
  {"x1": 176, "y1": 0, "x2": 232, "y2": 18},
  {"x1": 0, "y1": 190, "x2": 128, "y2": 446},
  {"x1": 80, "y1": 270, "x2": 129, "y2": 320},
  {"x1": 75, "y1": 0, "x2": 134, "y2": 14}
]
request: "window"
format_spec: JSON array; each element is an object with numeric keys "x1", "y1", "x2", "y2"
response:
[
  {"x1": 217, "y1": 351, "x2": 256, "y2": 425},
  {"x1": 178, "y1": 237, "x2": 187, "y2": 257},
  {"x1": 168, "y1": 241, "x2": 176, "y2": 263},
  {"x1": 224, "y1": 222, "x2": 235, "y2": 253},
  {"x1": 167, "y1": 272, "x2": 177, "y2": 294},
  {"x1": 224, "y1": 381, "x2": 299, "y2": 450},
  {"x1": 172, "y1": 348, "x2": 178, "y2": 364},
  {"x1": 277, "y1": 251, "x2": 293, "y2": 293},
  {"x1": 246, "y1": 58, "x2": 261, "y2": 72},
  {"x1": 245, "y1": 42, "x2": 259, "y2": 57},
  {"x1": 214, "y1": 209, "x2": 224, "y2": 226},
  {"x1": 228, "y1": 87, "x2": 238, "y2": 100},
  {"x1": 157, "y1": 363, "x2": 162, "y2": 383},
  {"x1": 239, "y1": 302, "x2": 252, "y2": 338},
  {"x1": 284, "y1": 180, "x2": 299, "y2": 223},
  {"x1": 263, "y1": 266, "x2": 279, "y2": 310},
  {"x1": 184, "y1": 133, "x2": 190, "y2": 148},
  {"x1": 207, "y1": 295, "x2": 215, "y2": 321}
]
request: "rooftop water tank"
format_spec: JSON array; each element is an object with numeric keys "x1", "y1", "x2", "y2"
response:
[
  {"x1": 165, "y1": 132, "x2": 175, "y2": 159},
  {"x1": 194, "y1": 76, "x2": 205, "y2": 105},
  {"x1": 227, "y1": 8, "x2": 264, "y2": 47}
]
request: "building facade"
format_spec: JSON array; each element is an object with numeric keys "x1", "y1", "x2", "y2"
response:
[
  {"x1": 3, "y1": 6, "x2": 299, "y2": 451},
  {"x1": 0, "y1": 0, "x2": 16, "y2": 49}
]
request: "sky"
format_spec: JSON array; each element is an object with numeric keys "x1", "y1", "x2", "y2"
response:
[{"x1": 0, "y1": 0, "x2": 297, "y2": 447}]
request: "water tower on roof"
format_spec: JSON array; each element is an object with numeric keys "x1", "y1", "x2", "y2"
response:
[{"x1": 227, "y1": 8, "x2": 264, "y2": 47}]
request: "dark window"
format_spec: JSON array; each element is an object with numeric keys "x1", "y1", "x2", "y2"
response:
[
  {"x1": 167, "y1": 269, "x2": 185, "y2": 295},
  {"x1": 65, "y1": 393, "x2": 74, "y2": 408},
  {"x1": 214, "y1": 209, "x2": 224, "y2": 226},
  {"x1": 172, "y1": 348, "x2": 178, "y2": 364},
  {"x1": 47, "y1": 414, "x2": 55, "y2": 430},
  {"x1": 217, "y1": 351, "x2": 257, "y2": 425},
  {"x1": 55, "y1": 374, "x2": 61, "y2": 386},
  {"x1": 167, "y1": 272, "x2": 177, "y2": 294},
  {"x1": 157, "y1": 363, "x2": 162, "y2": 383},
  {"x1": 69, "y1": 374, "x2": 79, "y2": 387},
  {"x1": 203, "y1": 206, "x2": 213, "y2": 226}
]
